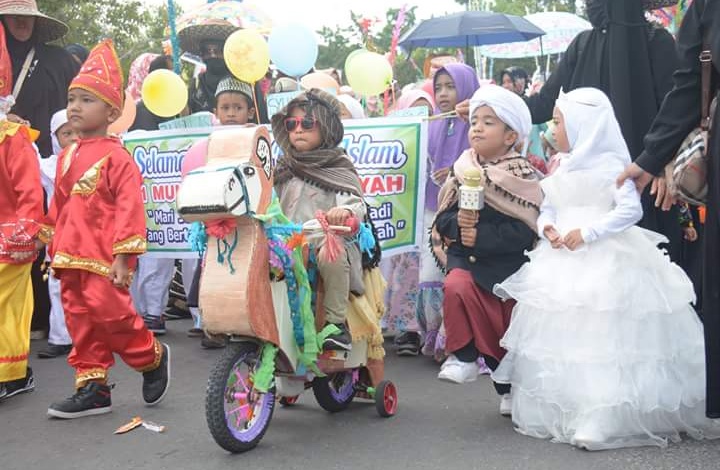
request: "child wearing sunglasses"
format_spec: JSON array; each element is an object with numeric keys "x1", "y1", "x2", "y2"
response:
[{"x1": 270, "y1": 89, "x2": 367, "y2": 351}]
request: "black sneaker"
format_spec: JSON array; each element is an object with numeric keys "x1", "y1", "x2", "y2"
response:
[
  {"x1": 37, "y1": 343, "x2": 72, "y2": 359},
  {"x1": 163, "y1": 305, "x2": 192, "y2": 320},
  {"x1": 201, "y1": 333, "x2": 227, "y2": 349},
  {"x1": 142, "y1": 343, "x2": 170, "y2": 406},
  {"x1": 143, "y1": 315, "x2": 166, "y2": 335},
  {"x1": 47, "y1": 382, "x2": 112, "y2": 419},
  {"x1": 322, "y1": 323, "x2": 352, "y2": 351},
  {"x1": 1, "y1": 367, "x2": 35, "y2": 400},
  {"x1": 395, "y1": 331, "x2": 422, "y2": 356}
]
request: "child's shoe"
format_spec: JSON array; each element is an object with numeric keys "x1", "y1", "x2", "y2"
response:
[
  {"x1": 395, "y1": 331, "x2": 422, "y2": 356},
  {"x1": 499, "y1": 392, "x2": 512, "y2": 417},
  {"x1": 201, "y1": 333, "x2": 227, "y2": 349},
  {"x1": 0, "y1": 367, "x2": 35, "y2": 400},
  {"x1": 437, "y1": 355, "x2": 479, "y2": 384},
  {"x1": 143, "y1": 315, "x2": 166, "y2": 335},
  {"x1": 323, "y1": 323, "x2": 352, "y2": 351},
  {"x1": 143, "y1": 343, "x2": 171, "y2": 406},
  {"x1": 37, "y1": 343, "x2": 72, "y2": 358},
  {"x1": 47, "y1": 381, "x2": 112, "y2": 419}
]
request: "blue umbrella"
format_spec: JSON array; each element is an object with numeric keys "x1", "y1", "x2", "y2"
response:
[{"x1": 399, "y1": 11, "x2": 546, "y2": 50}]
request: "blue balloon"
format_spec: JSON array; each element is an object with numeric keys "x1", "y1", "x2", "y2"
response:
[{"x1": 269, "y1": 24, "x2": 318, "y2": 77}]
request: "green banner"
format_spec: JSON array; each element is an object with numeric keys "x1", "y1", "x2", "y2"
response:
[{"x1": 123, "y1": 116, "x2": 427, "y2": 258}]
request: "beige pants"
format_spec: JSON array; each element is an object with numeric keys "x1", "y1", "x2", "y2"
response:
[{"x1": 317, "y1": 242, "x2": 364, "y2": 325}]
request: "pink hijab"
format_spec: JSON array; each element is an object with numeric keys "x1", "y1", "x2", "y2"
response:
[
  {"x1": 395, "y1": 88, "x2": 435, "y2": 111},
  {"x1": 127, "y1": 53, "x2": 159, "y2": 102}
]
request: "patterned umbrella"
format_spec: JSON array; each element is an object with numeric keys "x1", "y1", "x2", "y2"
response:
[
  {"x1": 480, "y1": 11, "x2": 591, "y2": 59},
  {"x1": 175, "y1": 0, "x2": 272, "y2": 33}
]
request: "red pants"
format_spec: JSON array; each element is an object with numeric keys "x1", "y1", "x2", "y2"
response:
[
  {"x1": 58, "y1": 269, "x2": 161, "y2": 388},
  {"x1": 443, "y1": 269, "x2": 515, "y2": 363}
]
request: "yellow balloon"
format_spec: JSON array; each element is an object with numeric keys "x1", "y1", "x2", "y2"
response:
[
  {"x1": 142, "y1": 70, "x2": 188, "y2": 118},
  {"x1": 345, "y1": 51, "x2": 393, "y2": 96},
  {"x1": 224, "y1": 29, "x2": 270, "y2": 83}
]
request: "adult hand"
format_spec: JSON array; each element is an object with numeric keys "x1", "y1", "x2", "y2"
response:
[
  {"x1": 650, "y1": 176, "x2": 676, "y2": 211},
  {"x1": 109, "y1": 254, "x2": 132, "y2": 288},
  {"x1": 616, "y1": 162, "x2": 653, "y2": 193},
  {"x1": 563, "y1": 229, "x2": 585, "y2": 251},
  {"x1": 7, "y1": 113, "x2": 30, "y2": 126},
  {"x1": 460, "y1": 227, "x2": 476, "y2": 247},
  {"x1": 543, "y1": 225, "x2": 564, "y2": 249},
  {"x1": 455, "y1": 99, "x2": 470, "y2": 122},
  {"x1": 457, "y1": 208, "x2": 478, "y2": 228},
  {"x1": 326, "y1": 207, "x2": 352, "y2": 226}
]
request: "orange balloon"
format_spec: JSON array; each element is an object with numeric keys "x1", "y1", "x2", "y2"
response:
[
  {"x1": 109, "y1": 92, "x2": 137, "y2": 134},
  {"x1": 299, "y1": 72, "x2": 339, "y2": 94}
]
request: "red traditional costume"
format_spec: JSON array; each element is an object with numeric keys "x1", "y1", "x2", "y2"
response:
[
  {"x1": 0, "y1": 120, "x2": 44, "y2": 382},
  {"x1": 0, "y1": 20, "x2": 43, "y2": 384},
  {"x1": 39, "y1": 40, "x2": 162, "y2": 389}
]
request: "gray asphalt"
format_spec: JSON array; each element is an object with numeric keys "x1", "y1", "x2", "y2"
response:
[{"x1": 1, "y1": 319, "x2": 718, "y2": 470}]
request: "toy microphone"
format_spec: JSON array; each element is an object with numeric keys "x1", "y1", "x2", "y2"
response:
[{"x1": 458, "y1": 167, "x2": 485, "y2": 211}]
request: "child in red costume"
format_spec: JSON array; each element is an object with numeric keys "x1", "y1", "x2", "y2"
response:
[
  {"x1": 0, "y1": 21, "x2": 42, "y2": 401},
  {"x1": 40, "y1": 40, "x2": 170, "y2": 419}
]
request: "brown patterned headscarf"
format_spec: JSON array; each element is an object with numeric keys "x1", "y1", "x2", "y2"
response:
[
  {"x1": 431, "y1": 149, "x2": 543, "y2": 270},
  {"x1": 271, "y1": 88, "x2": 362, "y2": 196}
]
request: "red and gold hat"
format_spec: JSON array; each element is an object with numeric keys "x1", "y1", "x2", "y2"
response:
[{"x1": 69, "y1": 39, "x2": 124, "y2": 110}]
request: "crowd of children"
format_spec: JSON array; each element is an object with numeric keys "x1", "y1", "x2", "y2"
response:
[{"x1": 0, "y1": 3, "x2": 716, "y2": 452}]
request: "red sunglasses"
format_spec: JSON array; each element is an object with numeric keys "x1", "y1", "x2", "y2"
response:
[{"x1": 284, "y1": 116, "x2": 318, "y2": 132}]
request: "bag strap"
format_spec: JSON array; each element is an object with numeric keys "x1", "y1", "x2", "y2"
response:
[
  {"x1": 12, "y1": 48, "x2": 35, "y2": 100},
  {"x1": 700, "y1": 31, "x2": 713, "y2": 131}
]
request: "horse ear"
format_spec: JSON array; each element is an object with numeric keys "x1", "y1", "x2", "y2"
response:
[{"x1": 249, "y1": 126, "x2": 273, "y2": 215}]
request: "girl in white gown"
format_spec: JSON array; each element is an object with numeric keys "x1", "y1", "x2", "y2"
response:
[{"x1": 493, "y1": 87, "x2": 720, "y2": 450}]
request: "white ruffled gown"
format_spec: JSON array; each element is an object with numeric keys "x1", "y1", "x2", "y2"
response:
[{"x1": 493, "y1": 170, "x2": 720, "y2": 450}]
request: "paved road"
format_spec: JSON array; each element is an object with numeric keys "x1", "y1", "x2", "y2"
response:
[{"x1": 1, "y1": 319, "x2": 718, "y2": 470}]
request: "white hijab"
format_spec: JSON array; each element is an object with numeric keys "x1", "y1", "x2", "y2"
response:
[
  {"x1": 337, "y1": 94, "x2": 366, "y2": 119},
  {"x1": 50, "y1": 109, "x2": 69, "y2": 156},
  {"x1": 554, "y1": 88, "x2": 630, "y2": 177},
  {"x1": 469, "y1": 84, "x2": 532, "y2": 146}
]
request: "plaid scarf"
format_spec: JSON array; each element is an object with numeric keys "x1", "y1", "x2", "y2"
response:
[{"x1": 271, "y1": 88, "x2": 362, "y2": 196}]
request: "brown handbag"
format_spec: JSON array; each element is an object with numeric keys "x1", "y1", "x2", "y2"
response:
[{"x1": 666, "y1": 33, "x2": 716, "y2": 206}]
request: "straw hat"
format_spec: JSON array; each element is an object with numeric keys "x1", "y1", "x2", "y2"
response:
[
  {"x1": 0, "y1": 0, "x2": 68, "y2": 43},
  {"x1": 177, "y1": 19, "x2": 237, "y2": 55},
  {"x1": 641, "y1": 0, "x2": 678, "y2": 10}
]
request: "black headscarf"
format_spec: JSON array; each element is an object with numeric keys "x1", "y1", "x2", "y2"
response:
[{"x1": 564, "y1": 0, "x2": 660, "y2": 156}]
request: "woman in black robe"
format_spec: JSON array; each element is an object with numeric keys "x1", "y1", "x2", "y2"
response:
[
  {"x1": 523, "y1": 0, "x2": 684, "y2": 262},
  {"x1": 618, "y1": 0, "x2": 720, "y2": 419},
  {"x1": 1, "y1": 9, "x2": 79, "y2": 157}
]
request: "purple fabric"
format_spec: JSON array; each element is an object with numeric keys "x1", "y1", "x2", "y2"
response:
[{"x1": 425, "y1": 63, "x2": 479, "y2": 211}]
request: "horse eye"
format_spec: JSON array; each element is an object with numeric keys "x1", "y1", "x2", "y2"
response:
[{"x1": 243, "y1": 166, "x2": 256, "y2": 177}]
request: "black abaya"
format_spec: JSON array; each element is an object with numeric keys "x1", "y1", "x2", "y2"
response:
[
  {"x1": 4, "y1": 31, "x2": 79, "y2": 157},
  {"x1": 636, "y1": 0, "x2": 720, "y2": 419}
]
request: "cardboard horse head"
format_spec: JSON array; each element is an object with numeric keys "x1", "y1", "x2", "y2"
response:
[
  {"x1": 176, "y1": 125, "x2": 279, "y2": 346},
  {"x1": 177, "y1": 125, "x2": 273, "y2": 221}
]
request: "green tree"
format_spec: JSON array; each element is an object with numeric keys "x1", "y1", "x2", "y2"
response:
[
  {"x1": 317, "y1": 7, "x2": 430, "y2": 87},
  {"x1": 37, "y1": 0, "x2": 172, "y2": 72},
  {"x1": 456, "y1": 0, "x2": 578, "y2": 14}
]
